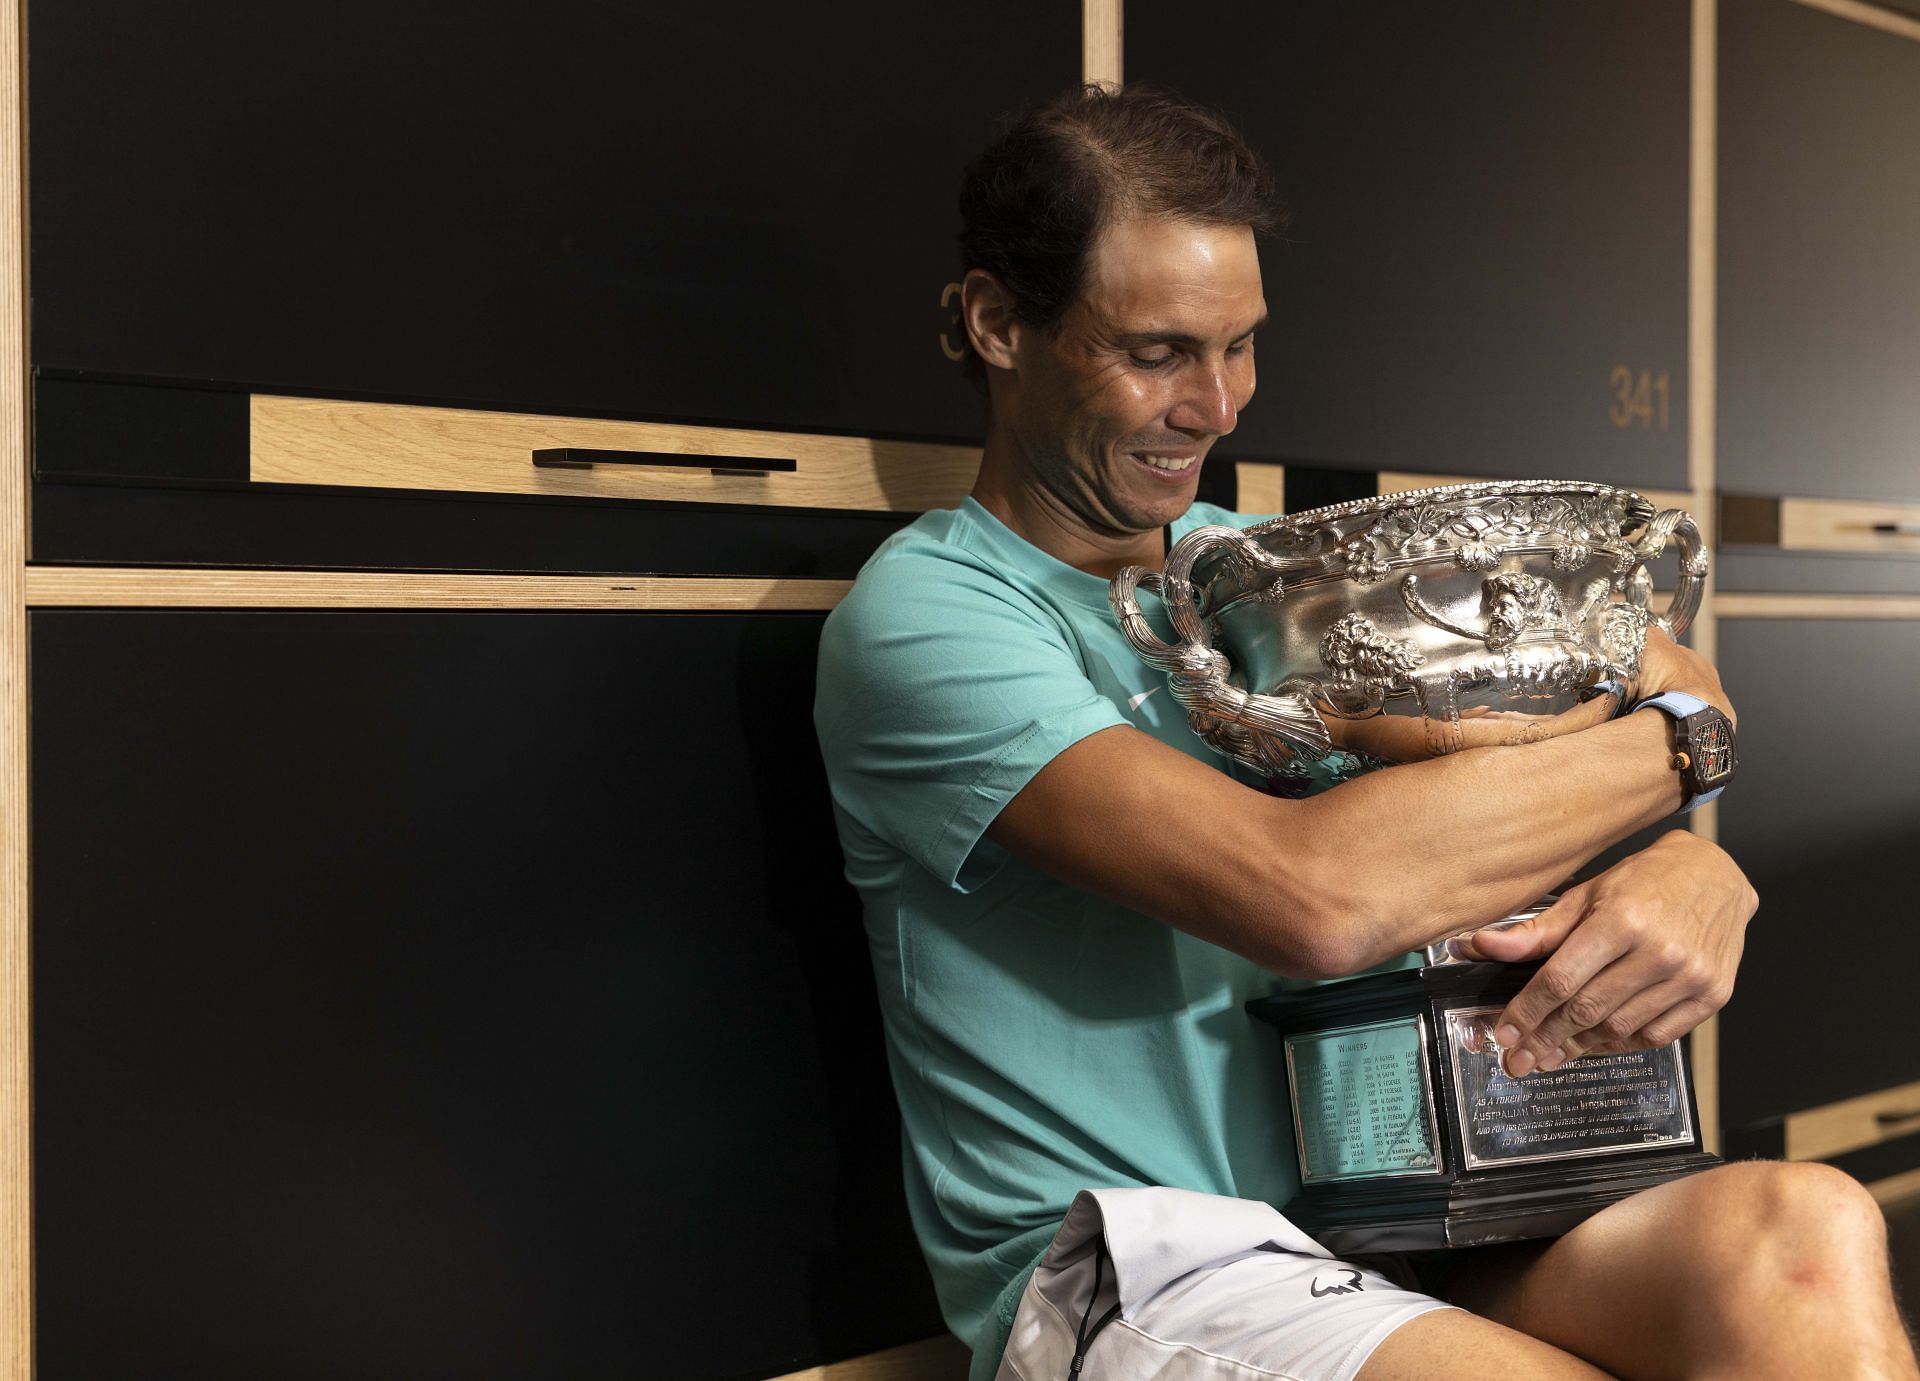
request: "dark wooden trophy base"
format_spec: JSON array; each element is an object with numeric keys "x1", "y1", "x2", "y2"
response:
[{"x1": 1248, "y1": 959, "x2": 1720, "y2": 1256}]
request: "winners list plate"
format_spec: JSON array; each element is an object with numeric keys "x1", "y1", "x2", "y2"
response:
[{"x1": 1109, "y1": 482, "x2": 1719, "y2": 1253}]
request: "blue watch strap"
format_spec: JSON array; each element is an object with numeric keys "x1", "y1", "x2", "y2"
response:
[{"x1": 1631, "y1": 691, "x2": 1710, "y2": 719}]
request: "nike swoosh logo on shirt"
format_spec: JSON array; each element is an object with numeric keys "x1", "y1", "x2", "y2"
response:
[{"x1": 1126, "y1": 687, "x2": 1161, "y2": 712}]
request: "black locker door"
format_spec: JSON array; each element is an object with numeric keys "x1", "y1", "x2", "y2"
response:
[{"x1": 30, "y1": 610, "x2": 938, "y2": 1380}]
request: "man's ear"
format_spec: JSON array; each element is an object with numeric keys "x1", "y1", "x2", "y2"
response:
[{"x1": 961, "y1": 269, "x2": 1022, "y2": 372}]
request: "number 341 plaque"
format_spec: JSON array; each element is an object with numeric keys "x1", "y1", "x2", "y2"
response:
[{"x1": 1251, "y1": 940, "x2": 1717, "y2": 1255}]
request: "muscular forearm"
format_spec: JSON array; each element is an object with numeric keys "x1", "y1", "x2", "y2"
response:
[{"x1": 1266, "y1": 709, "x2": 1682, "y2": 975}]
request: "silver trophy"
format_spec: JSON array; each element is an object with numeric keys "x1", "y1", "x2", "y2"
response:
[
  {"x1": 1110, "y1": 479, "x2": 1706, "y2": 778},
  {"x1": 1108, "y1": 480, "x2": 1718, "y2": 1251}
]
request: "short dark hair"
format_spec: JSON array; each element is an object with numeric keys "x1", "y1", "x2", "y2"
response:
[{"x1": 956, "y1": 83, "x2": 1282, "y2": 373}]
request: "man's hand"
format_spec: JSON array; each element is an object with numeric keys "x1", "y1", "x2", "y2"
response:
[
  {"x1": 1466, "y1": 830, "x2": 1757, "y2": 1077},
  {"x1": 1636, "y1": 625, "x2": 1736, "y2": 726}
]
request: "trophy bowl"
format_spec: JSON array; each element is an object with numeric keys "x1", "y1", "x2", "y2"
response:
[
  {"x1": 1108, "y1": 480, "x2": 1719, "y2": 1253},
  {"x1": 1109, "y1": 479, "x2": 1708, "y2": 782}
]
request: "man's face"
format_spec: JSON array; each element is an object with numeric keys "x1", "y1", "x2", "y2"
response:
[{"x1": 999, "y1": 215, "x2": 1266, "y2": 538}]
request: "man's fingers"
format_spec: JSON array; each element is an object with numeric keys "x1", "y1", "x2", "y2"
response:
[
  {"x1": 1554, "y1": 993, "x2": 1723, "y2": 1067},
  {"x1": 1538, "y1": 976, "x2": 1694, "y2": 1068},
  {"x1": 1467, "y1": 891, "x2": 1586, "y2": 965},
  {"x1": 1492, "y1": 927, "x2": 1627, "y2": 1076},
  {"x1": 1511, "y1": 954, "x2": 1650, "y2": 1073}
]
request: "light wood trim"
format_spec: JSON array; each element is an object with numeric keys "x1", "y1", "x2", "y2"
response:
[
  {"x1": 1233, "y1": 461, "x2": 1286, "y2": 516},
  {"x1": 0, "y1": 0, "x2": 25, "y2": 1362},
  {"x1": 1868, "y1": 1166, "x2": 1920, "y2": 1208},
  {"x1": 22, "y1": 568, "x2": 852, "y2": 612},
  {"x1": 1687, "y1": 0, "x2": 1721, "y2": 1155},
  {"x1": 1786, "y1": 1080, "x2": 1920, "y2": 1163},
  {"x1": 1776, "y1": 495, "x2": 1920, "y2": 554},
  {"x1": 1376, "y1": 472, "x2": 1694, "y2": 513},
  {"x1": 764, "y1": 1335, "x2": 969, "y2": 1381},
  {"x1": 251, "y1": 395, "x2": 981, "y2": 515},
  {"x1": 1789, "y1": 0, "x2": 1920, "y2": 43},
  {"x1": 1716, "y1": 592, "x2": 1920, "y2": 619},
  {"x1": 1083, "y1": 0, "x2": 1123, "y2": 85}
]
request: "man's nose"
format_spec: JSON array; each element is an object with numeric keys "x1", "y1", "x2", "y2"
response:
[{"x1": 1169, "y1": 365, "x2": 1239, "y2": 436}]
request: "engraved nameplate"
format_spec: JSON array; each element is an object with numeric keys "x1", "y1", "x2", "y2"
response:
[
  {"x1": 1443, "y1": 1007, "x2": 1695, "y2": 1170},
  {"x1": 1285, "y1": 1016, "x2": 1440, "y2": 1184}
]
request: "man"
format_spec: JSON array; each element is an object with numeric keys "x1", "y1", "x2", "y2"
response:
[{"x1": 815, "y1": 85, "x2": 1915, "y2": 1380}]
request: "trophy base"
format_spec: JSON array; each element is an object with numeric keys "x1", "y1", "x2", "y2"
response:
[
  {"x1": 1250, "y1": 954, "x2": 1720, "y2": 1257},
  {"x1": 1286, "y1": 1149, "x2": 1723, "y2": 1255}
]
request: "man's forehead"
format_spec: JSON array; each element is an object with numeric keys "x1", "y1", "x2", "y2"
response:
[{"x1": 1079, "y1": 215, "x2": 1265, "y2": 336}]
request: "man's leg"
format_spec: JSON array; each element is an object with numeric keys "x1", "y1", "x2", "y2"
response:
[
  {"x1": 1358, "y1": 1309, "x2": 1612, "y2": 1378},
  {"x1": 1417, "y1": 1160, "x2": 1917, "y2": 1381}
]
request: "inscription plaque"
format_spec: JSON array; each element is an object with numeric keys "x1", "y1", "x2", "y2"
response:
[
  {"x1": 1285, "y1": 1016, "x2": 1439, "y2": 1183},
  {"x1": 1444, "y1": 1007, "x2": 1694, "y2": 1170},
  {"x1": 1250, "y1": 955, "x2": 1717, "y2": 1254}
]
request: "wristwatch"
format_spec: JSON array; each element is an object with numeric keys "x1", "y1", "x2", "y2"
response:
[{"x1": 1631, "y1": 691, "x2": 1738, "y2": 813}]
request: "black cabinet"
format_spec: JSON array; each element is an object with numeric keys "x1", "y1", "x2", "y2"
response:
[
  {"x1": 1720, "y1": 0, "x2": 1920, "y2": 505},
  {"x1": 1715, "y1": 618, "x2": 1920, "y2": 1132},
  {"x1": 1130, "y1": 0, "x2": 1690, "y2": 489},
  {"x1": 31, "y1": 611, "x2": 938, "y2": 1380},
  {"x1": 29, "y1": 2, "x2": 1075, "y2": 444}
]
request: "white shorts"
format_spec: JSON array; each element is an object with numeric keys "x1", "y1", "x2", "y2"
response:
[{"x1": 995, "y1": 1188, "x2": 1456, "y2": 1381}]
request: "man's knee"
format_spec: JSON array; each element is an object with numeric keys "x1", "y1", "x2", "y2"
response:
[{"x1": 1683, "y1": 1161, "x2": 1890, "y2": 1313}]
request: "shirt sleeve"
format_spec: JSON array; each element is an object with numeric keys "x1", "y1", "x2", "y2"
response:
[{"x1": 815, "y1": 552, "x2": 1126, "y2": 892}]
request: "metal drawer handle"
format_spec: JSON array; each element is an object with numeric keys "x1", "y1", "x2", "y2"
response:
[{"x1": 532, "y1": 448, "x2": 796, "y2": 477}]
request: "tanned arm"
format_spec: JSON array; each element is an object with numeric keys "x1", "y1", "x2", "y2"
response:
[{"x1": 988, "y1": 630, "x2": 1756, "y2": 1077}]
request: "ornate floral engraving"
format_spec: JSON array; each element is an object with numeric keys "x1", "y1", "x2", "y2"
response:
[
  {"x1": 1551, "y1": 540, "x2": 1592, "y2": 571},
  {"x1": 1340, "y1": 537, "x2": 1392, "y2": 584},
  {"x1": 1456, "y1": 540, "x2": 1502, "y2": 571}
]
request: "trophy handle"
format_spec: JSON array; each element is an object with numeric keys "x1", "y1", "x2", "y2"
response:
[
  {"x1": 1638, "y1": 509, "x2": 1709, "y2": 640},
  {"x1": 1109, "y1": 527, "x2": 1334, "y2": 769}
]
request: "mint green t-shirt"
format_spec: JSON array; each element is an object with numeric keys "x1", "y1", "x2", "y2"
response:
[{"x1": 813, "y1": 498, "x2": 1392, "y2": 1377}]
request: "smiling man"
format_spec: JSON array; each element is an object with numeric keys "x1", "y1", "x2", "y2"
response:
[{"x1": 814, "y1": 85, "x2": 1915, "y2": 1381}]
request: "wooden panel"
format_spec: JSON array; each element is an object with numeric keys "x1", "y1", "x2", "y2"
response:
[
  {"x1": 1232, "y1": 462, "x2": 1286, "y2": 516},
  {"x1": 28, "y1": 0, "x2": 1074, "y2": 440},
  {"x1": 1871, "y1": 1166, "x2": 1920, "y2": 1206},
  {"x1": 1717, "y1": 593, "x2": 1920, "y2": 618},
  {"x1": 1720, "y1": 0, "x2": 1920, "y2": 503},
  {"x1": 766, "y1": 1335, "x2": 969, "y2": 1381},
  {"x1": 1791, "y1": 0, "x2": 1920, "y2": 42},
  {"x1": 1787, "y1": 1080, "x2": 1920, "y2": 1162},
  {"x1": 0, "y1": 0, "x2": 28, "y2": 1368},
  {"x1": 1083, "y1": 0, "x2": 1122, "y2": 84},
  {"x1": 32, "y1": 379, "x2": 913, "y2": 575},
  {"x1": 22, "y1": 568, "x2": 850, "y2": 611},
  {"x1": 1722, "y1": 494, "x2": 1920, "y2": 555},
  {"x1": 1777, "y1": 496, "x2": 1920, "y2": 554},
  {"x1": 1130, "y1": 1, "x2": 1690, "y2": 489},
  {"x1": 1715, "y1": 619, "x2": 1920, "y2": 1129},
  {"x1": 30, "y1": 611, "x2": 943, "y2": 1378},
  {"x1": 252, "y1": 395, "x2": 980, "y2": 515}
]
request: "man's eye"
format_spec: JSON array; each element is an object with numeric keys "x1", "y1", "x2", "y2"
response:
[
  {"x1": 1227, "y1": 338, "x2": 1254, "y2": 356},
  {"x1": 1130, "y1": 350, "x2": 1175, "y2": 369}
]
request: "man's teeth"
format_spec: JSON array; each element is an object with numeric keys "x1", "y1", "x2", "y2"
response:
[{"x1": 1138, "y1": 454, "x2": 1195, "y2": 471}]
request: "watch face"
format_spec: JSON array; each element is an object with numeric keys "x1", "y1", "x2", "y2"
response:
[{"x1": 1689, "y1": 713, "x2": 1737, "y2": 784}]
